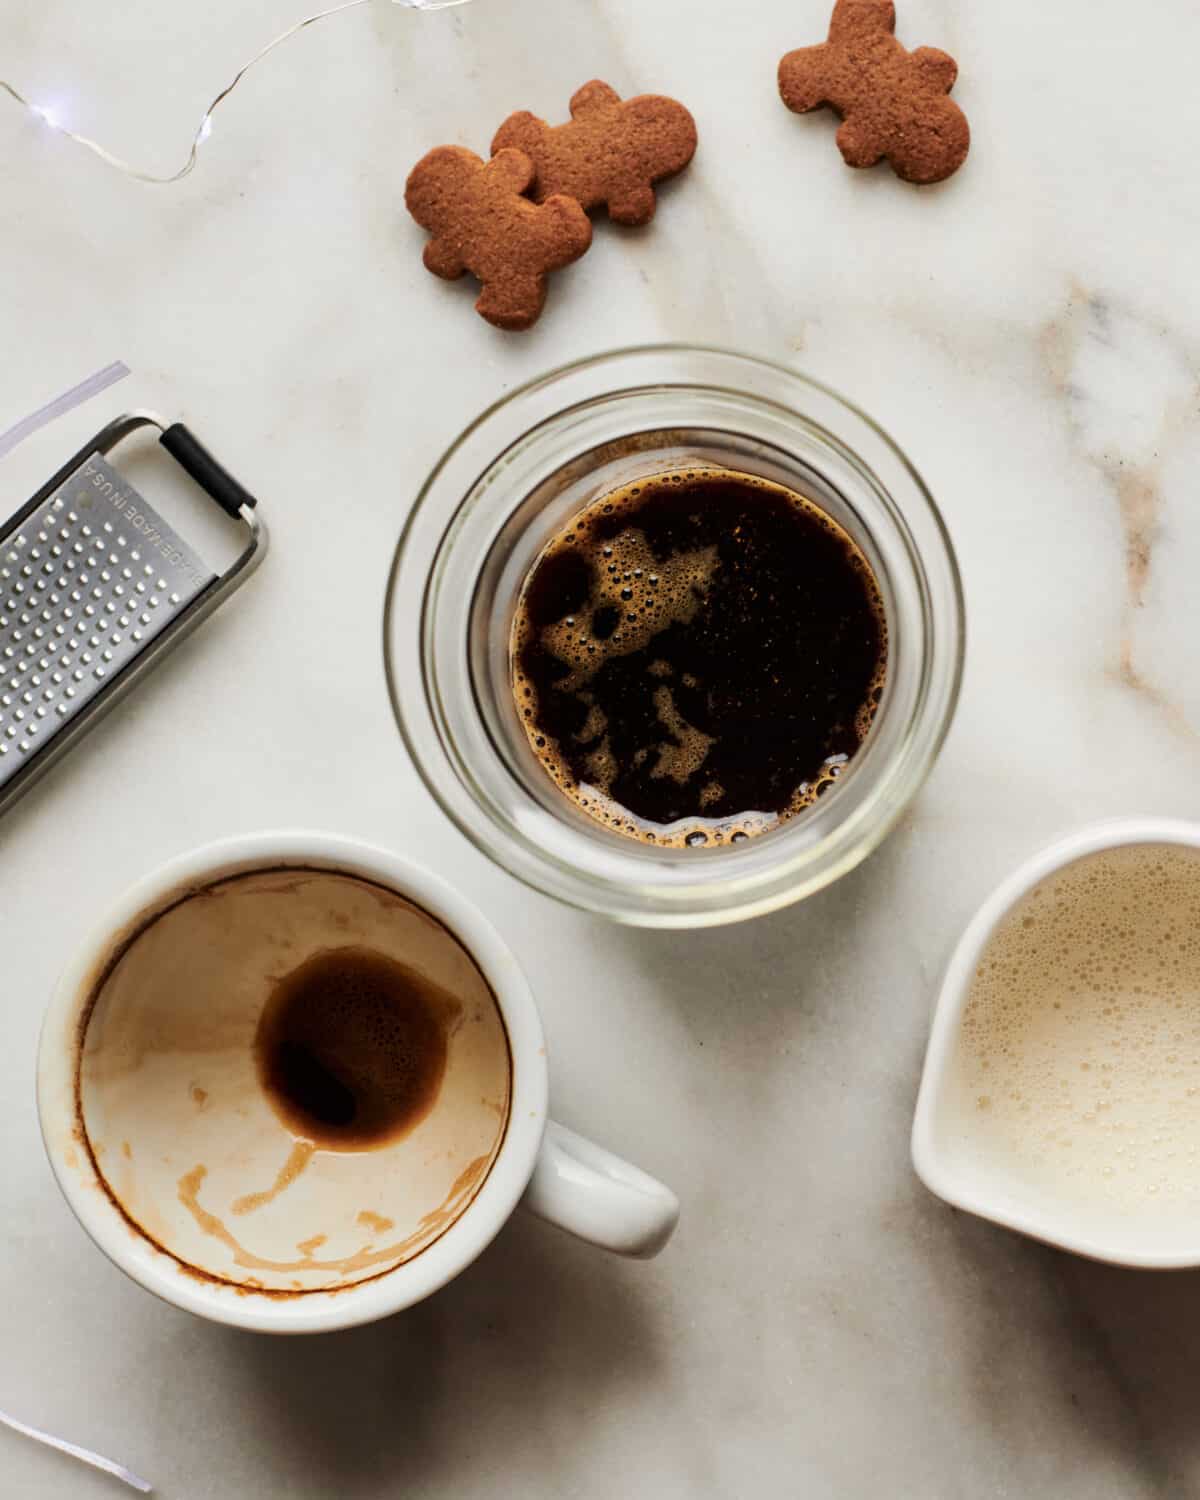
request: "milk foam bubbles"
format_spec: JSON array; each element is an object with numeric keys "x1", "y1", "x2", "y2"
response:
[{"x1": 944, "y1": 843, "x2": 1200, "y2": 1220}]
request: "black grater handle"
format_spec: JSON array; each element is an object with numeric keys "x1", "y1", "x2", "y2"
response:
[{"x1": 159, "y1": 423, "x2": 258, "y2": 518}]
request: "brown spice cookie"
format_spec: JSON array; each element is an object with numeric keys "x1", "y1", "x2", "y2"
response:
[
  {"x1": 404, "y1": 145, "x2": 592, "y2": 330},
  {"x1": 491, "y1": 80, "x2": 697, "y2": 227},
  {"x1": 778, "y1": 0, "x2": 969, "y2": 184}
]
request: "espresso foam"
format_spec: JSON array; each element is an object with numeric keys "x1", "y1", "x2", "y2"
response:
[
  {"x1": 946, "y1": 844, "x2": 1200, "y2": 1219},
  {"x1": 511, "y1": 467, "x2": 888, "y2": 847}
]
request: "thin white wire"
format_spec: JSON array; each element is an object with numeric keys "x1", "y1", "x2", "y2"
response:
[
  {"x1": 0, "y1": 0, "x2": 472, "y2": 186},
  {"x1": 0, "y1": 1406, "x2": 153, "y2": 1492}
]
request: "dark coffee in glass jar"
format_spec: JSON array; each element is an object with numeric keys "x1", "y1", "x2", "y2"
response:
[{"x1": 510, "y1": 467, "x2": 888, "y2": 847}]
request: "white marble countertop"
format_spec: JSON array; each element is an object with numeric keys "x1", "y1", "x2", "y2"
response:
[{"x1": 3, "y1": 0, "x2": 1200, "y2": 1494}]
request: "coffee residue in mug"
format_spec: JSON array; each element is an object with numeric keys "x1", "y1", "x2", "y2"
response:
[
  {"x1": 174, "y1": 1153, "x2": 492, "y2": 1286},
  {"x1": 254, "y1": 946, "x2": 462, "y2": 1152},
  {"x1": 231, "y1": 1140, "x2": 316, "y2": 1216}
]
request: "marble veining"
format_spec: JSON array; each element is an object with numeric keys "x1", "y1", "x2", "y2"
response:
[
  {"x1": 1041, "y1": 282, "x2": 1200, "y2": 738},
  {"x1": 2, "y1": 0, "x2": 1200, "y2": 1496}
]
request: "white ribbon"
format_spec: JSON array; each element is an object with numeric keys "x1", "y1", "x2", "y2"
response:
[
  {"x1": 0, "y1": 361, "x2": 129, "y2": 463},
  {"x1": 0, "y1": 1405, "x2": 152, "y2": 1492}
]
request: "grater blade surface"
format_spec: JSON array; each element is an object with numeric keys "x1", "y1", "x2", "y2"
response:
[{"x1": 0, "y1": 453, "x2": 214, "y2": 790}]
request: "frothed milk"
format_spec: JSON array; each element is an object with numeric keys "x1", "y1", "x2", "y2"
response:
[{"x1": 944, "y1": 843, "x2": 1200, "y2": 1224}]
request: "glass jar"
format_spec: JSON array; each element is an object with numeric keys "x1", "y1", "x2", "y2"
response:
[{"x1": 385, "y1": 346, "x2": 964, "y2": 928}]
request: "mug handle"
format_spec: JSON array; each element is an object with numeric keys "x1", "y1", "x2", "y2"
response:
[{"x1": 519, "y1": 1120, "x2": 680, "y2": 1258}]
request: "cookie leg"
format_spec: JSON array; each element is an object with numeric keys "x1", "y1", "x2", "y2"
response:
[
  {"x1": 910, "y1": 46, "x2": 958, "y2": 94},
  {"x1": 475, "y1": 274, "x2": 547, "y2": 332},
  {"x1": 539, "y1": 195, "x2": 594, "y2": 264},
  {"x1": 885, "y1": 104, "x2": 970, "y2": 184},
  {"x1": 491, "y1": 111, "x2": 544, "y2": 162},
  {"x1": 835, "y1": 115, "x2": 883, "y2": 169},
  {"x1": 423, "y1": 238, "x2": 466, "y2": 280},
  {"x1": 606, "y1": 183, "x2": 658, "y2": 227}
]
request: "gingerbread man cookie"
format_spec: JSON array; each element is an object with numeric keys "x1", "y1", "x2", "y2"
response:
[
  {"x1": 778, "y1": 0, "x2": 969, "y2": 184},
  {"x1": 404, "y1": 145, "x2": 592, "y2": 330},
  {"x1": 492, "y1": 80, "x2": 697, "y2": 227}
]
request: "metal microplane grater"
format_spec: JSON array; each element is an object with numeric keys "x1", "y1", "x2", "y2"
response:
[{"x1": 0, "y1": 411, "x2": 266, "y2": 816}]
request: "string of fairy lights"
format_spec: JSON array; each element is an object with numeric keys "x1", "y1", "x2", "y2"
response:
[{"x1": 0, "y1": 0, "x2": 470, "y2": 185}]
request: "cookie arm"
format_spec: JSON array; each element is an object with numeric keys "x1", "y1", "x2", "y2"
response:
[
  {"x1": 910, "y1": 46, "x2": 959, "y2": 94},
  {"x1": 778, "y1": 45, "x2": 834, "y2": 114},
  {"x1": 570, "y1": 79, "x2": 621, "y2": 117}
]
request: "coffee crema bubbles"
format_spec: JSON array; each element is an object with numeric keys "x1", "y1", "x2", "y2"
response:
[{"x1": 511, "y1": 467, "x2": 888, "y2": 847}]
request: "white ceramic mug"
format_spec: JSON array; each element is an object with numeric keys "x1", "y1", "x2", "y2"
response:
[
  {"x1": 912, "y1": 817, "x2": 1200, "y2": 1269},
  {"x1": 37, "y1": 832, "x2": 680, "y2": 1333}
]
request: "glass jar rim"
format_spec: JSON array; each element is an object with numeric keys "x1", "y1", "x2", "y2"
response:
[{"x1": 384, "y1": 345, "x2": 965, "y2": 927}]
